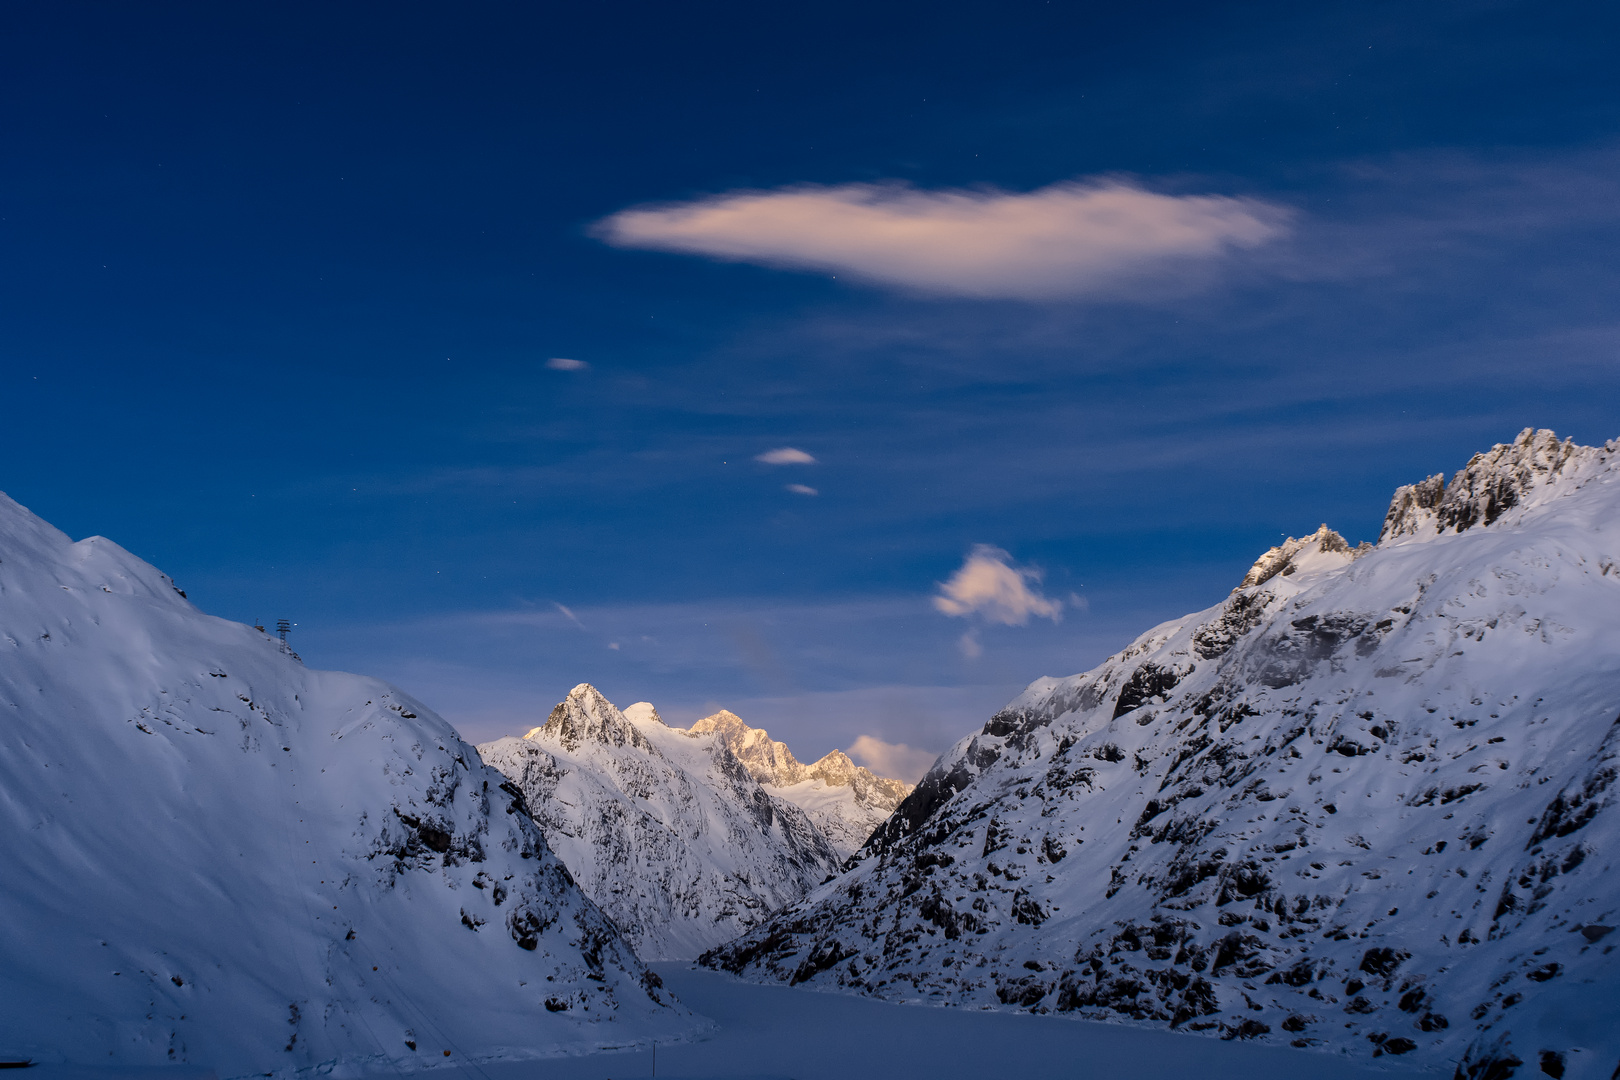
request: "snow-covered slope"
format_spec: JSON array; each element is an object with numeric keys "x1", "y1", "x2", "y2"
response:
[
  {"x1": 0, "y1": 493, "x2": 695, "y2": 1074},
  {"x1": 477, "y1": 688, "x2": 841, "y2": 961},
  {"x1": 704, "y1": 429, "x2": 1620, "y2": 1078},
  {"x1": 684, "y1": 709, "x2": 913, "y2": 857}
]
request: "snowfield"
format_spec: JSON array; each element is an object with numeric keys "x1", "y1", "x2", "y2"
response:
[
  {"x1": 0, "y1": 494, "x2": 699, "y2": 1073},
  {"x1": 703, "y1": 429, "x2": 1620, "y2": 1079}
]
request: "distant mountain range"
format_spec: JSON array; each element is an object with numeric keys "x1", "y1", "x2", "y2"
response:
[
  {"x1": 478, "y1": 690, "x2": 911, "y2": 959},
  {"x1": 703, "y1": 429, "x2": 1620, "y2": 1078}
]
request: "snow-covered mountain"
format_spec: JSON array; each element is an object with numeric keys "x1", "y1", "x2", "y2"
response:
[
  {"x1": 0, "y1": 493, "x2": 696, "y2": 1074},
  {"x1": 477, "y1": 688, "x2": 842, "y2": 961},
  {"x1": 704, "y1": 429, "x2": 1620, "y2": 1078},
  {"x1": 684, "y1": 709, "x2": 912, "y2": 856}
]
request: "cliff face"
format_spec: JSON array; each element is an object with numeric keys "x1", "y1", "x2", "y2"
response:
[
  {"x1": 0, "y1": 494, "x2": 694, "y2": 1073},
  {"x1": 702, "y1": 430, "x2": 1620, "y2": 1077}
]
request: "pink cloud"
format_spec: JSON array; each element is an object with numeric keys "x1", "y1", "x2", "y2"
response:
[{"x1": 596, "y1": 180, "x2": 1290, "y2": 300}]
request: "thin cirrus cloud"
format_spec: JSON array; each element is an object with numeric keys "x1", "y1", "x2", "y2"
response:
[
  {"x1": 933, "y1": 545, "x2": 1062, "y2": 626},
  {"x1": 546, "y1": 357, "x2": 589, "y2": 371},
  {"x1": 594, "y1": 179, "x2": 1293, "y2": 300},
  {"x1": 552, "y1": 601, "x2": 586, "y2": 628},
  {"x1": 785, "y1": 483, "x2": 818, "y2": 496},
  {"x1": 755, "y1": 447, "x2": 817, "y2": 465}
]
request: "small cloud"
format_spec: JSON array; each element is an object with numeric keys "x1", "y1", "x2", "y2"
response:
[
  {"x1": 847, "y1": 735, "x2": 938, "y2": 784},
  {"x1": 755, "y1": 447, "x2": 817, "y2": 465},
  {"x1": 933, "y1": 545, "x2": 1062, "y2": 626},
  {"x1": 595, "y1": 179, "x2": 1291, "y2": 301},
  {"x1": 553, "y1": 602, "x2": 585, "y2": 629},
  {"x1": 957, "y1": 630, "x2": 982, "y2": 660},
  {"x1": 547, "y1": 357, "x2": 589, "y2": 371},
  {"x1": 607, "y1": 641, "x2": 620, "y2": 650},
  {"x1": 785, "y1": 483, "x2": 818, "y2": 496}
]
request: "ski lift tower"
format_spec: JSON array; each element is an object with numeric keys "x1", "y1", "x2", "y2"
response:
[{"x1": 276, "y1": 619, "x2": 292, "y2": 655}]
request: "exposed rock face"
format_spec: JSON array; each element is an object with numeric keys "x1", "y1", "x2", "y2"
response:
[
  {"x1": 1381, "y1": 428, "x2": 1586, "y2": 541},
  {"x1": 1236, "y1": 525, "x2": 1368, "y2": 590},
  {"x1": 702, "y1": 431, "x2": 1620, "y2": 1075},
  {"x1": 686, "y1": 709, "x2": 914, "y2": 856},
  {"x1": 478, "y1": 687, "x2": 842, "y2": 960},
  {"x1": 0, "y1": 494, "x2": 694, "y2": 1072}
]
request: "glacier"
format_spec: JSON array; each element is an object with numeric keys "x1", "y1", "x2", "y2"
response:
[
  {"x1": 703, "y1": 429, "x2": 1620, "y2": 1079},
  {"x1": 0, "y1": 493, "x2": 698, "y2": 1073}
]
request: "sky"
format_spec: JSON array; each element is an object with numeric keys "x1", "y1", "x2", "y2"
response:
[{"x1": 3, "y1": 1, "x2": 1619, "y2": 780}]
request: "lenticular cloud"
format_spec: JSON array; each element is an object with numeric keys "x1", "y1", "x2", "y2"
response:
[{"x1": 595, "y1": 180, "x2": 1291, "y2": 299}]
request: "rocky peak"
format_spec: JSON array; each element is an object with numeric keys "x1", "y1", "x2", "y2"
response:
[
  {"x1": 687, "y1": 710, "x2": 806, "y2": 784},
  {"x1": 806, "y1": 748, "x2": 858, "y2": 782},
  {"x1": 533, "y1": 683, "x2": 652, "y2": 753},
  {"x1": 1235, "y1": 524, "x2": 1363, "y2": 591},
  {"x1": 805, "y1": 750, "x2": 911, "y2": 811},
  {"x1": 681, "y1": 708, "x2": 913, "y2": 822},
  {"x1": 1379, "y1": 427, "x2": 1593, "y2": 542},
  {"x1": 482, "y1": 687, "x2": 841, "y2": 960}
]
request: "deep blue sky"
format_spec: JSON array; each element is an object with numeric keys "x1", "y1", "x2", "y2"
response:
[{"x1": 4, "y1": 1, "x2": 1619, "y2": 774}]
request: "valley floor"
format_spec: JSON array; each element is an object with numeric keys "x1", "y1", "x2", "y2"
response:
[
  {"x1": 447, "y1": 964, "x2": 1427, "y2": 1080},
  {"x1": 17, "y1": 964, "x2": 1433, "y2": 1080},
  {"x1": 630, "y1": 965, "x2": 1430, "y2": 1080}
]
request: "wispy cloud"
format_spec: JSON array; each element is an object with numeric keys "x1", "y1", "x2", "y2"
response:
[
  {"x1": 595, "y1": 179, "x2": 1291, "y2": 300},
  {"x1": 957, "y1": 630, "x2": 982, "y2": 660},
  {"x1": 847, "y1": 734, "x2": 938, "y2": 784},
  {"x1": 546, "y1": 357, "x2": 589, "y2": 371},
  {"x1": 755, "y1": 446, "x2": 817, "y2": 464},
  {"x1": 785, "y1": 483, "x2": 818, "y2": 496},
  {"x1": 934, "y1": 545, "x2": 1062, "y2": 625},
  {"x1": 552, "y1": 601, "x2": 585, "y2": 628}
]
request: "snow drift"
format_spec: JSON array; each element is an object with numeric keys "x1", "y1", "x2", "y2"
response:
[
  {"x1": 703, "y1": 429, "x2": 1620, "y2": 1078},
  {"x1": 0, "y1": 494, "x2": 696, "y2": 1073}
]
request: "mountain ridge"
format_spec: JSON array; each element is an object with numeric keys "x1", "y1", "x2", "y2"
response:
[
  {"x1": 702, "y1": 429, "x2": 1620, "y2": 1078},
  {"x1": 0, "y1": 493, "x2": 695, "y2": 1072}
]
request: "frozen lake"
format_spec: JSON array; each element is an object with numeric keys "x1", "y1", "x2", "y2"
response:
[
  {"x1": 21, "y1": 963, "x2": 1427, "y2": 1080},
  {"x1": 442, "y1": 962, "x2": 1421, "y2": 1080}
]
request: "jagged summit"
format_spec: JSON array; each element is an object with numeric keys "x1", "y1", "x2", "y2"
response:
[
  {"x1": 703, "y1": 431, "x2": 1620, "y2": 1075},
  {"x1": 688, "y1": 709, "x2": 804, "y2": 781},
  {"x1": 1235, "y1": 525, "x2": 1366, "y2": 591},
  {"x1": 1381, "y1": 427, "x2": 1617, "y2": 542},
  {"x1": 531, "y1": 682, "x2": 653, "y2": 753},
  {"x1": 679, "y1": 709, "x2": 913, "y2": 856}
]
